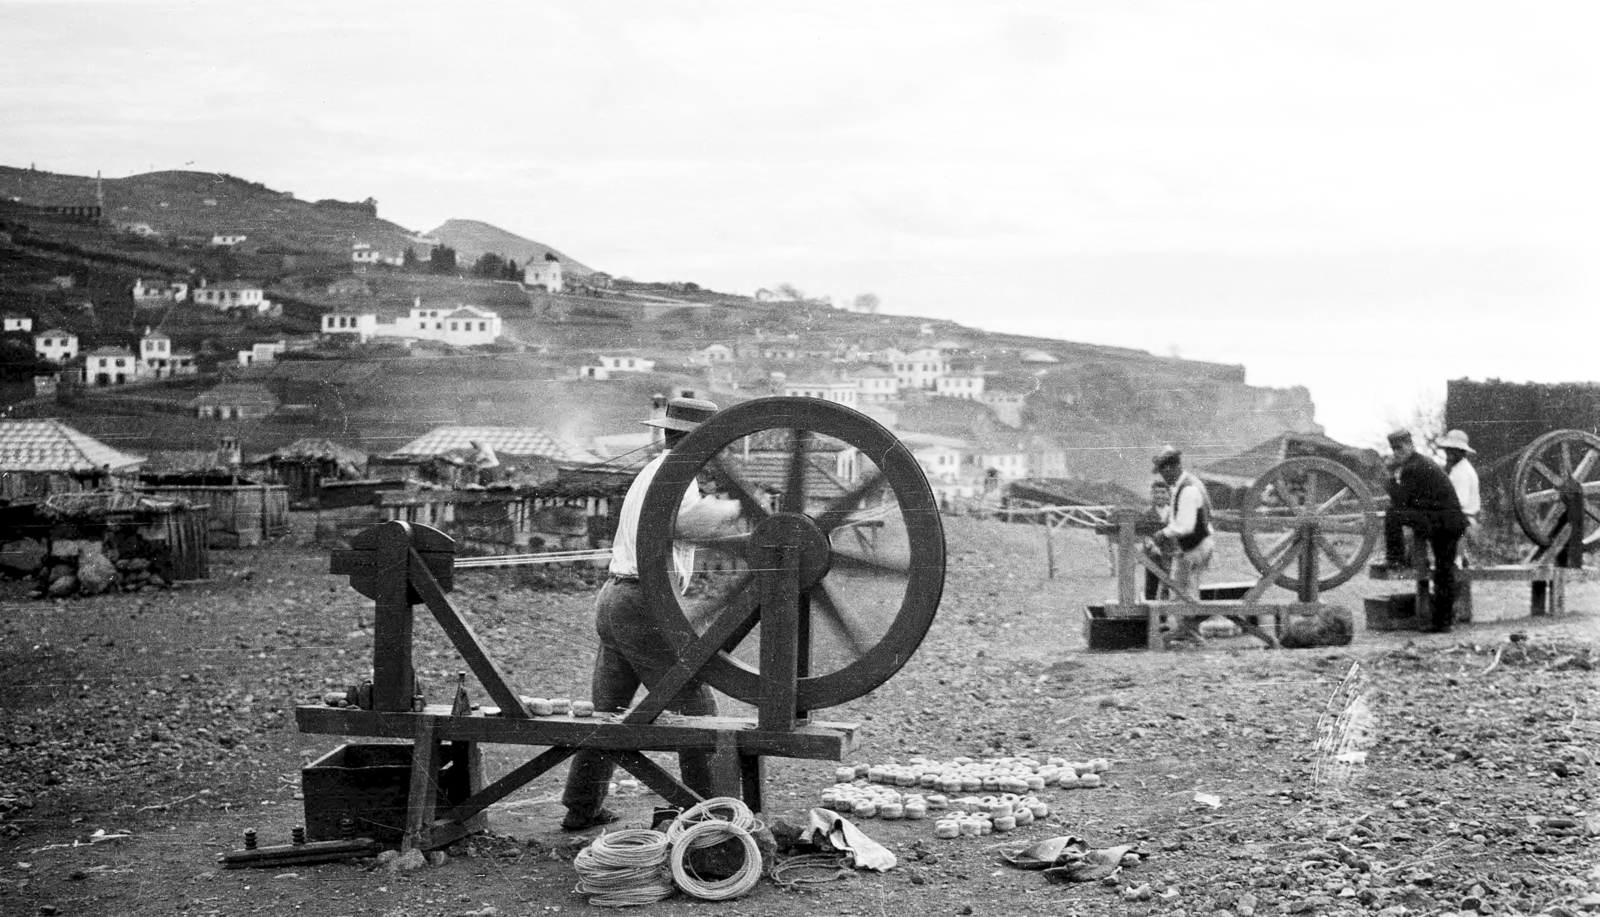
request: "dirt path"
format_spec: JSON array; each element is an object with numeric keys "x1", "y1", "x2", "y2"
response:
[{"x1": 1, "y1": 516, "x2": 1595, "y2": 916}]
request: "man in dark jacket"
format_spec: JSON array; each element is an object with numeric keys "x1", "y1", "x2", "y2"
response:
[{"x1": 1384, "y1": 429, "x2": 1468, "y2": 632}]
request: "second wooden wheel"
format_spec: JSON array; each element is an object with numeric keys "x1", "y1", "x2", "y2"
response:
[
  {"x1": 1511, "y1": 429, "x2": 1600, "y2": 548},
  {"x1": 1239, "y1": 456, "x2": 1378, "y2": 591},
  {"x1": 637, "y1": 397, "x2": 946, "y2": 713}
]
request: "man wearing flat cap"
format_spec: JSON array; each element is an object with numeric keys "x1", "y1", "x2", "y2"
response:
[
  {"x1": 1151, "y1": 446, "x2": 1214, "y2": 640},
  {"x1": 561, "y1": 396, "x2": 740, "y2": 831},
  {"x1": 1384, "y1": 429, "x2": 1468, "y2": 633}
]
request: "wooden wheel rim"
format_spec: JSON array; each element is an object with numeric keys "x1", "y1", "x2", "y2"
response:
[
  {"x1": 1511, "y1": 429, "x2": 1600, "y2": 548},
  {"x1": 1239, "y1": 456, "x2": 1377, "y2": 591},
  {"x1": 638, "y1": 397, "x2": 946, "y2": 711}
]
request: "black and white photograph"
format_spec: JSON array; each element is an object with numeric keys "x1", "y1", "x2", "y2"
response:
[{"x1": 1, "y1": 2, "x2": 1596, "y2": 914}]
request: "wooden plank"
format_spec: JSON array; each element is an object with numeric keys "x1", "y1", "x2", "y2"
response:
[
  {"x1": 1102, "y1": 601, "x2": 1325, "y2": 619},
  {"x1": 403, "y1": 716, "x2": 443, "y2": 853},
  {"x1": 407, "y1": 550, "x2": 530, "y2": 719},
  {"x1": 295, "y1": 706, "x2": 857, "y2": 759},
  {"x1": 759, "y1": 544, "x2": 801, "y2": 732},
  {"x1": 371, "y1": 524, "x2": 416, "y2": 713}
]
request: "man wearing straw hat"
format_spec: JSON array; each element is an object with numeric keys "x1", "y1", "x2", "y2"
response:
[
  {"x1": 1438, "y1": 429, "x2": 1480, "y2": 563},
  {"x1": 561, "y1": 396, "x2": 740, "y2": 831}
]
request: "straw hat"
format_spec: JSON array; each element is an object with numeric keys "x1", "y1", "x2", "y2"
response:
[
  {"x1": 641, "y1": 396, "x2": 719, "y2": 432},
  {"x1": 1436, "y1": 429, "x2": 1475, "y2": 454}
]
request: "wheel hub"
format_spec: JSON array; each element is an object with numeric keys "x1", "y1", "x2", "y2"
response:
[{"x1": 749, "y1": 512, "x2": 832, "y2": 591}]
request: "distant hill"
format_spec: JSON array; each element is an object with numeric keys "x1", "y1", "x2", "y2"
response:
[{"x1": 427, "y1": 219, "x2": 595, "y2": 276}]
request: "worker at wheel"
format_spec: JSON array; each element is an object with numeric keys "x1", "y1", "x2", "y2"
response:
[
  {"x1": 1150, "y1": 446, "x2": 1214, "y2": 640},
  {"x1": 560, "y1": 396, "x2": 741, "y2": 831},
  {"x1": 1438, "y1": 429, "x2": 1480, "y2": 566},
  {"x1": 1384, "y1": 429, "x2": 1468, "y2": 633}
]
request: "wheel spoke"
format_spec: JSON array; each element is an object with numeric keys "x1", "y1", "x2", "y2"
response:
[
  {"x1": 1314, "y1": 486, "x2": 1353, "y2": 516},
  {"x1": 1559, "y1": 442, "x2": 1574, "y2": 478},
  {"x1": 809, "y1": 582, "x2": 872, "y2": 659},
  {"x1": 1573, "y1": 448, "x2": 1599, "y2": 483},
  {"x1": 677, "y1": 531, "x2": 752, "y2": 560},
  {"x1": 814, "y1": 468, "x2": 887, "y2": 534},
  {"x1": 707, "y1": 457, "x2": 772, "y2": 521},
  {"x1": 1262, "y1": 530, "x2": 1297, "y2": 564},
  {"x1": 1536, "y1": 502, "x2": 1567, "y2": 541},
  {"x1": 782, "y1": 429, "x2": 810, "y2": 514},
  {"x1": 1316, "y1": 533, "x2": 1349, "y2": 571},
  {"x1": 1531, "y1": 460, "x2": 1563, "y2": 488},
  {"x1": 830, "y1": 550, "x2": 910, "y2": 578},
  {"x1": 1524, "y1": 487, "x2": 1560, "y2": 506}
]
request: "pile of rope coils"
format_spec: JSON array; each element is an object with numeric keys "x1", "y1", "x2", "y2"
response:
[{"x1": 573, "y1": 797, "x2": 765, "y2": 907}]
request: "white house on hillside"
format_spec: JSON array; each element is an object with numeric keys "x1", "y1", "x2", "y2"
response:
[
  {"x1": 34, "y1": 329, "x2": 79, "y2": 363},
  {"x1": 695, "y1": 344, "x2": 734, "y2": 365},
  {"x1": 83, "y1": 346, "x2": 138, "y2": 386},
  {"x1": 580, "y1": 354, "x2": 656, "y2": 379},
  {"x1": 211, "y1": 231, "x2": 248, "y2": 247},
  {"x1": 132, "y1": 278, "x2": 188, "y2": 306},
  {"x1": 2, "y1": 314, "x2": 32, "y2": 333},
  {"x1": 845, "y1": 364, "x2": 900, "y2": 402},
  {"x1": 319, "y1": 301, "x2": 502, "y2": 347},
  {"x1": 899, "y1": 432, "x2": 969, "y2": 484},
  {"x1": 192, "y1": 280, "x2": 271, "y2": 313},
  {"x1": 524, "y1": 255, "x2": 564, "y2": 293},
  {"x1": 351, "y1": 243, "x2": 382, "y2": 265},
  {"x1": 138, "y1": 328, "x2": 197, "y2": 379},
  {"x1": 936, "y1": 370, "x2": 985, "y2": 400},
  {"x1": 883, "y1": 346, "x2": 950, "y2": 391},
  {"x1": 322, "y1": 312, "x2": 380, "y2": 342},
  {"x1": 238, "y1": 341, "x2": 287, "y2": 366},
  {"x1": 397, "y1": 304, "x2": 502, "y2": 346},
  {"x1": 782, "y1": 377, "x2": 859, "y2": 406}
]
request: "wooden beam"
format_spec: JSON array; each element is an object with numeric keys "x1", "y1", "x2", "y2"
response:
[
  {"x1": 407, "y1": 549, "x2": 530, "y2": 719},
  {"x1": 296, "y1": 706, "x2": 858, "y2": 759}
]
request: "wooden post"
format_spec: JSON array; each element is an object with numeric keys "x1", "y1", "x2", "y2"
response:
[
  {"x1": 372, "y1": 522, "x2": 417, "y2": 712},
  {"x1": 758, "y1": 543, "x2": 801, "y2": 733},
  {"x1": 1044, "y1": 515, "x2": 1056, "y2": 579},
  {"x1": 1561, "y1": 477, "x2": 1585, "y2": 569}
]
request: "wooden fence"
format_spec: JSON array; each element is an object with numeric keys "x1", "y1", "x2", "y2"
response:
[{"x1": 140, "y1": 484, "x2": 290, "y2": 548}]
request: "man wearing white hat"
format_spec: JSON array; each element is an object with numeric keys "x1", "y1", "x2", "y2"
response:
[
  {"x1": 1438, "y1": 430, "x2": 1480, "y2": 563},
  {"x1": 561, "y1": 396, "x2": 740, "y2": 831}
]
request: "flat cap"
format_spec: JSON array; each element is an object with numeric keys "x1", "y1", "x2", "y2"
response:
[
  {"x1": 1386, "y1": 429, "x2": 1414, "y2": 446},
  {"x1": 1152, "y1": 445, "x2": 1182, "y2": 470}
]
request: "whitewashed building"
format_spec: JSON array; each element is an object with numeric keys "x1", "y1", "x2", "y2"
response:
[
  {"x1": 138, "y1": 328, "x2": 197, "y2": 378},
  {"x1": 132, "y1": 277, "x2": 189, "y2": 306},
  {"x1": 782, "y1": 377, "x2": 859, "y2": 406},
  {"x1": 192, "y1": 280, "x2": 271, "y2": 313},
  {"x1": 2, "y1": 314, "x2": 32, "y2": 333},
  {"x1": 322, "y1": 312, "x2": 380, "y2": 342},
  {"x1": 33, "y1": 329, "x2": 78, "y2": 363},
  {"x1": 936, "y1": 370, "x2": 985, "y2": 400},
  {"x1": 580, "y1": 354, "x2": 656, "y2": 379},
  {"x1": 524, "y1": 255, "x2": 564, "y2": 292},
  {"x1": 210, "y1": 231, "x2": 248, "y2": 247},
  {"x1": 397, "y1": 304, "x2": 502, "y2": 346},
  {"x1": 883, "y1": 346, "x2": 950, "y2": 391},
  {"x1": 238, "y1": 341, "x2": 287, "y2": 366},
  {"x1": 846, "y1": 364, "x2": 900, "y2": 402},
  {"x1": 83, "y1": 347, "x2": 138, "y2": 386}
]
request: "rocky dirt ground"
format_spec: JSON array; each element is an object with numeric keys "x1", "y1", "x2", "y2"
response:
[{"x1": 1, "y1": 515, "x2": 1596, "y2": 917}]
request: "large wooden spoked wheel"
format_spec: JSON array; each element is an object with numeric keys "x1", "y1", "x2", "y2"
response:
[
  {"x1": 1239, "y1": 456, "x2": 1378, "y2": 591},
  {"x1": 1512, "y1": 429, "x2": 1600, "y2": 548},
  {"x1": 637, "y1": 397, "x2": 946, "y2": 712}
]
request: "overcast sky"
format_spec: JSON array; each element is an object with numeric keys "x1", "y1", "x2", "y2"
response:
[{"x1": 3, "y1": 1, "x2": 1596, "y2": 445}]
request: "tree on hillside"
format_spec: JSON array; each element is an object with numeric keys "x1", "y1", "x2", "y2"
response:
[
  {"x1": 472, "y1": 252, "x2": 507, "y2": 278},
  {"x1": 852, "y1": 292, "x2": 881, "y2": 314},
  {"x1": 0, "y1": 337, "x2": 52, "y2": 383},
  {"x1": 429, "y1": 244, "x2": 457, "y2": 274},
  {"x1": 403, "y1": 247, "x2": 420, "y2": 270}
]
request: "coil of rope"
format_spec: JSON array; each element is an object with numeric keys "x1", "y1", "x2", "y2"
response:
[
  {"x1": 668, "y1": 820, "x2": 762, "y2": 901},
  {"x1": 769, "y1": 853, "x2": 855, "y2": 891},
  {"x1": 664, "y1": 796, "x2": 759, "y2": 847},
  {"x1": 572, "y1": 828, "x2": 674, "y2": 908}
]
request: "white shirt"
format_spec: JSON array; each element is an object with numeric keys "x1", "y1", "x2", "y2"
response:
[
  {"x1": 1448, "y1": 458, "x2": 1480, "y2": 518},
  {"x1": 1160, "y1": 471, "x2": 1210, "y2": 544},
  {"x1": 609, "y1": 451, "x2": 703, "y2": 579}
]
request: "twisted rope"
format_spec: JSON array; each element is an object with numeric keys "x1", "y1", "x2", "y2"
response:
[
  {"x1": 572, "y1": 828, "x2": 674, "y2": 907},
  {"x1": 664, "y1": 796, "x2": 759, "y2": 847},
  {"x1": 668, "y1": 820, "x2": 762, "y2": 901}
]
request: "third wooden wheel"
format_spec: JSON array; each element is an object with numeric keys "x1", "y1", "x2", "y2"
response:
[
  {"x1": 1239, "y1": 456, "x2": 1378, "y2": 591},
  {"x1": 1511, "y1": 429, "x2": 1600, "y2": 549},
  {"x1": 637, "y1": 397, "x2": 946, "y2": 713}
]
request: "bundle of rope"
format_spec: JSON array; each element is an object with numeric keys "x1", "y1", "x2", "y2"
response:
[
  {"x1": 669, "y1": 820, "x2": 763, "y2": 900},
  {"x1": 572, "y1": 828, "x2": 674, "y2": 908},
  {"x1": 664, "y1": 796, "x2": 765, "y2": 900}
]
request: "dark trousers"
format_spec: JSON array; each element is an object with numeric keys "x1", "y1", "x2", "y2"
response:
[
  {"x1": 1385, "y1": 511, "x2": 1462, "y2": 630},
  {"x1": 561, "y1": 579, "x2": 717, "y2": 820}
]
